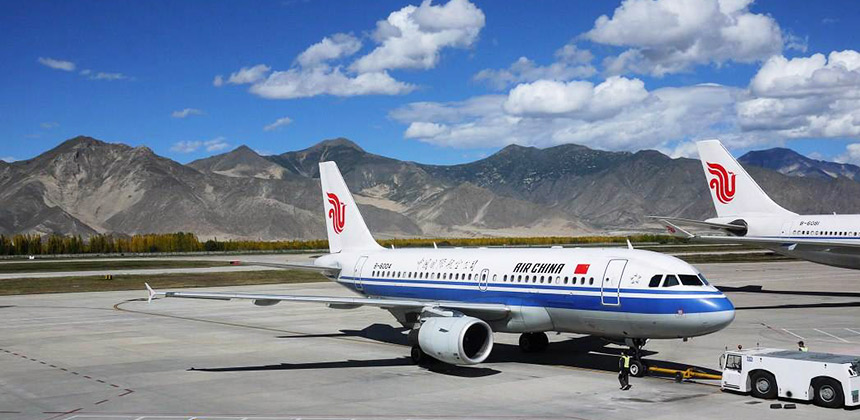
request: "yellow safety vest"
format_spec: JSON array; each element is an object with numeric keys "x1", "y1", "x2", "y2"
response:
[
  {"x1": 621, "y1": 355, "x2": 631, "y2": 368},
  {"x1": 799, "y1": 346, "x2": 809, "y2": 352}
]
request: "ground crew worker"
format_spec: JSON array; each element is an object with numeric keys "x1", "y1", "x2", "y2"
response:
[
  {"x1": 798, "y1": 341, "x2": 809, "y2": 352},
  {"x1": 618, "y1": 351, "x2": 632, "y2": 390}
]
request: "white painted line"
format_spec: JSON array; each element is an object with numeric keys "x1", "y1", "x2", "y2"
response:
[
  {"x1": 781, "y1": 328, "x2": 804, "y2": 340},
  {"x1": 815, "y1": 328, "x2": 851, "y2": 343},
  {"x1": 845, "y1": 328, "x2": 860, "y2": 336}
]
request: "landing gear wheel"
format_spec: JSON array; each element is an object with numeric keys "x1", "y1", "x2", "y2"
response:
[
  {"x1": 813, "y1": 378, "x2": 844, "y2": 408},
  {"x1": 411, "y1": 345, "x2": 428, "y2": 365},
  {"x1": 519, "y1": 332, "x2": 549, "y2": 353},
  {"x1": 629, "y1": 360, "x2": 647, "y2": 378},
  {"x1": 750, "y1": 371, "x2": 778, "y2": 399}
]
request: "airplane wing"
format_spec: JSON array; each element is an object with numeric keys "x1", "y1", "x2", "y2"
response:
[
  {"x1": 237, "y1": 261, "x2": 341, "y2": 276},
  {"x1": 649, "y1": 216, "x2": 745, "y2": 231},
  {"x1": 145, "y1": 283, "x2": 511, "y2": 316},
  {"x1": 694, "y1": 235, "x2": 860, "y2": 250}
]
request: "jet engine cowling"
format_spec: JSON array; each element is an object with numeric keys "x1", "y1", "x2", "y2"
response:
[{"x1": 418, "y1": 316, "x2": 494, "y2": 365}]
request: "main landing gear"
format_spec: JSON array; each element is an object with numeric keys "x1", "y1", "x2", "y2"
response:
[
  {"x1": 626, "y1": 338, "x2": 648, "y2": 377},
  {"x1": 518, "y1": 332, "x2": 549, "y2": 353}
]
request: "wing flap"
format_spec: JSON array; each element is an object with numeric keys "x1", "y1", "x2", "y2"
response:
[{"x1": 148, "y1": 285, "x2": 510, "y2": 316}]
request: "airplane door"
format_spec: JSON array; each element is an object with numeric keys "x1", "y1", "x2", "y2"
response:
[
  {"x1": 600, "y1": 259, "x2": 627, "y2": 306},
  {"x1": 478, "y1": 268, "x2": 489, "y2": 291},
  {"x1": 353, "y1": 256, "x2": 368, "y2": 291}
]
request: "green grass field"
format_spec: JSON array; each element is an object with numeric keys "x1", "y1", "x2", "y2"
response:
[
  {"x1": 0, "y1": 260, "x2": 228, "y2": 273},
  {"x1": 0, "y1": 270, "x2": 328, "y2": 296}
]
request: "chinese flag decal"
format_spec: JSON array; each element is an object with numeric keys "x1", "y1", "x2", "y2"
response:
[{"x1": 574, "y1": 264, "x2": 590, "y2": 274}]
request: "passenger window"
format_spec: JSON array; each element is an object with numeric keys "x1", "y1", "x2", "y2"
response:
[
  {"x1": 540, "y1": 275, "x2": 545, "y2": 283},
  {"x1": 517, "y1": 275, "x2": 522, "y2": 282},
  {"x1": 678, "y1": 274, "x2": 703, "y2": 286},
  {"x1": 493, "y1": 274, "x2": 497, "y2": 282},
  {"x1": 649, "y1": 275, "x2": 663, "y2": 287},
  {"x1": 556, "y1": 276, "x2": 561, "y2": 284},
  {"x1": 663, "y1": 275, "x2": 680, "y2": 287},
  {"x1": 482, "y1": 274, "x2": 487, "y2": 281},
  {"x1": 504, "y1": 275, "x2": 508, "y2": 282},
  {"x1": 589, "y1": 277, "x2": 594, "y2": 285}
]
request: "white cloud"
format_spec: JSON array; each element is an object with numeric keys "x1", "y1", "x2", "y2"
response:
[
  {"x1": 836, "y1": 143, "x2": 860, "y2": 165},
  {"x1": 249, "y1": 67, "x2": 414, "y2": 99},
  {"x1": 351, "y1": 0, "x2": 485, "y2": 73},
  {"x1": 297, "y1": 33, "x2": 362, "y2": 67},
  {"x1": 215, "y1": 64, "x2": 272, "y2": 86},
  {"x1": 474, "y1": 43, "x2": 596, "y2": 90},
  {"x1": 405, "y1": 121, "x2": 448, "y2": 138},
  {"x1": 584, "y1": 0, "x2": 783, "y2": 76},
  {"x1": 392, "y1": 78, "x2": 741, "y2": 151},
  {"x1": 0, "y1": 156, "x2": 17, "y2": 163},
  {"x1": 40, "y1": 122, "x2": 59, "y2": 129},
  {"x1": 502, "y1": 76, "x2": 649, "y2": 118},
  {"x1": 215, "y1": 0, "x2": 483, "y2": 100},
  {"x1": 88, "y1": 72, "x2": 130, "y2": 81},
  {"x1": 171, "y1": 108, "x2": 204, "y2": 118},
  {"x1": 204, "y1": 137, "x2": 230, "y2": 152},
  {"x1": 738, "y1": 50, "x2": 860, "y2": 138},
  {"x1": 170, "y1": 141, "x2": 202, "y2": 153},
  {"x1": 170, "y1": 137, "x2": 230, "y2": 153},
  {"x1": 38, "y1": 57, "x2": 75, "y2": 71},
  {"x1": 263, "y1": 116, "x2": 293, "y2": 131}
]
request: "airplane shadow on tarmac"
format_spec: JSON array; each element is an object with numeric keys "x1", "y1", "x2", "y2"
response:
[
  {"x1": 190, "y1": 323, "x2": 720, "y2": 378},
  {"x1": 720, "y1": 285, "x2": 860, "y2": 310}
]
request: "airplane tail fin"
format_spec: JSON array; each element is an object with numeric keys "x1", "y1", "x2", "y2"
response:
[
  {"x1": 696, "y1": 140, "x2": 794, "y2": 218},
  {"x1": 319, "y1": 161, "x2": 382, "y2": 253}
]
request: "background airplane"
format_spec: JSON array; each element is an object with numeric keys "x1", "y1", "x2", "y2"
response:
[
  {"x1": 656, "y1": 139, "x2": 860, "y2": 270},
  {"x1": 148, "y1": 161, "x2": 735, "y2": 376}
]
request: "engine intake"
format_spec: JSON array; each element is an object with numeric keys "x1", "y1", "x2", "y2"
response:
[{"x1": 418, "y1": 316, "x2": 494, "y2": 365}]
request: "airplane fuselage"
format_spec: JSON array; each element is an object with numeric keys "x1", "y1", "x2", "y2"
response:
[
  {"x1": 317, "y1": 247, "x2": 734, "y2": 340},
  {"x1": 708, "y1": 214, "x2": 860, "y2": 269}
]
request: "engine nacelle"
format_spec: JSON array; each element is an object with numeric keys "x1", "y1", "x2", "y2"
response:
[{"x1": 418, "y1": 316, "x2": 494, "y2": 365}]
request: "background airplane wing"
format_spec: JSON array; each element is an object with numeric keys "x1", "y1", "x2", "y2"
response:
[
  {"x1": 695, "y1": 235, "x2": 860, "y2": 250},
  {"x1": 145, "y1": 284, "x2": 511, "y2": 317}
]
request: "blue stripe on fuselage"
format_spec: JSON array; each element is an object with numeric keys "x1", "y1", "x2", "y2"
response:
[{"x1": 338, "y1": 277, "x2": 733, "y2": 315}]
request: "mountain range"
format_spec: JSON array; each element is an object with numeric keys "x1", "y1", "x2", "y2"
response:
[{"x1": 3, "y1": 136, "x2": 860, "y2": 240}]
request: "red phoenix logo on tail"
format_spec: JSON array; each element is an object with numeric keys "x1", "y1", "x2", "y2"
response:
[
  {"x1": 706, "y1": 162, "x2": 736, "y2": 204},
  {"x1": 326, "y1": 192, "x2": 346, "y2": 234}
]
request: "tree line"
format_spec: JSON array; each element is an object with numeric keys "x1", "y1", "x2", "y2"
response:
[{"x1": 0, "y1": 232, "x2": 683, "y2": 256}]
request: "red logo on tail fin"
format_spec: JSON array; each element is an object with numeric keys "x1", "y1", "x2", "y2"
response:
[
  {"x1": 706, "y1": 162, "x2": 736, "y2": 204},
  {"x1": 326, "y1": 192, "x2": 346, "y2": 234}
]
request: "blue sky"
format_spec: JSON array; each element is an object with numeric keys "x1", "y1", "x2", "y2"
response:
[{"x1": 2, "y1": 0, "x2": 860, "y2": 165}]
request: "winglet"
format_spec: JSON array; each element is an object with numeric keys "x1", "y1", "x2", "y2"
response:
[
  {"x1": 145, "y1": 283, "x2": 156, "y2": 303},
  {"x1": 656, "y1": 219, "x2": 695, "y2": 239},
  {"x1": 626, "y1": 238, "x2": 634, "y2": 250}
]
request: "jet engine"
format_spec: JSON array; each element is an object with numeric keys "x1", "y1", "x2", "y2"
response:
[{"x1": 418, "y1": 316, "x2": 494, "y2": 365}]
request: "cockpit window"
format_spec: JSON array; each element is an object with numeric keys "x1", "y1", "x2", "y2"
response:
[
  {"x1": 678, "y1": 274, "x2": 704, "y2": 286},
  {"x1": 662, "y1": 274, "x2": 680, "y2": 287},
  {"x1": 697, "y1": 273, "x2": 710, "y2": 285},
  {"x1": 648, "y1": 275, "x2": 663, "y2": 288}
]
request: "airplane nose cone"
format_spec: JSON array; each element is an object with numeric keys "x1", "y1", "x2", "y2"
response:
[{"x1": 704, "y1": 298, "x2": 735, "y2": 333}]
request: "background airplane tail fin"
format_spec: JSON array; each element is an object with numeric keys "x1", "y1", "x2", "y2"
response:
[
  {"x1": 696, "y1": 139, "x2": 794, "y2": 218},
  {"x1": 319, "y1": 161, "x2": 381, "y2": 253}
]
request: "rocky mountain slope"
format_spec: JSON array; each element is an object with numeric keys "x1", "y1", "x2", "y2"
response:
[
  {"x1": 739, "y1": 147, "x2": 860, "y2": 181},
  {"x1": 3, "y1": 136, "x2": 860, "y2": 239}
]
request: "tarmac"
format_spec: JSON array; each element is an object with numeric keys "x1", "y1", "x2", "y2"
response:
[{"x1": 1, "y1": 259, "x2": 860, "y2": 420}]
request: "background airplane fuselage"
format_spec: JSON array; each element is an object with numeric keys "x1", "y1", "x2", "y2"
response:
[
  {"x1": 708, "y1": 214, "x2": 860, "y2": 269},
  {"x1": 317, "y1": 247, "x2": 734, "y2": 340}
]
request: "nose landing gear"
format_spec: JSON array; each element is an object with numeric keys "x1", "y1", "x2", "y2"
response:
[{"x1": 626, "y1": 338, "x2": 648, "y2": 377}]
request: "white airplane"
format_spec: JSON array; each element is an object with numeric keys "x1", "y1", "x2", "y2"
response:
[
  {"x1": 147, "y1": 161, "x2": 734, "y2": 376},
  {"x1": 655, "y1": 139, "x2": 860, "y2": 270}
]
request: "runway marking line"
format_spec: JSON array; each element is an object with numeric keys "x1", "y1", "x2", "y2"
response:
[
  {"x1": 814, "y1": 328, "x2": 852, "y2": 343},
  {"x1": 780, "y1": 328, "x2": 804, "y2": 340},
  {"x1": 845, "y1": 328, "x2": 860, "y2": 336}
]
